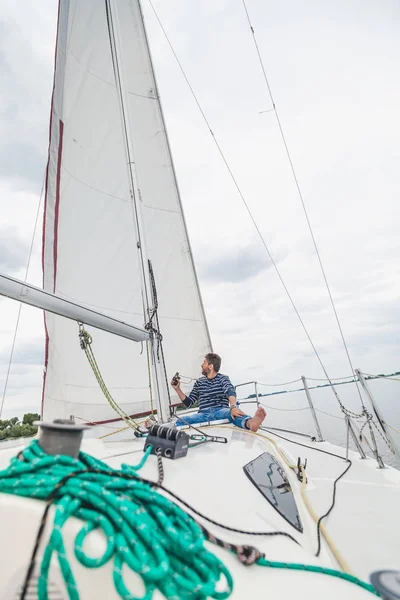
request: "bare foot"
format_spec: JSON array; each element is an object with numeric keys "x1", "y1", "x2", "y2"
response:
[{"x1": 246, "y1": 407, "x2": 267, "y2": 432}]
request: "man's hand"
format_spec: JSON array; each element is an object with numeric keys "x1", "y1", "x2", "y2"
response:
[
  {"x1": 171, "y1": 372, "x2": 181, "y2": 390},
  {"x1": 230, "y1": 407, "x2": 246, "y2": 418},
  {"x1": 170, "y1": 378, "x2": 180, "y2": 390},
  {"x1": 171, "y1": 376, "x2": 188, "y2": 403}
]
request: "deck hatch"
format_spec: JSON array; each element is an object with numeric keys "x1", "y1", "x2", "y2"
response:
[{"x1": 243, "y1": 452, "x2": 303, "y2": 532}]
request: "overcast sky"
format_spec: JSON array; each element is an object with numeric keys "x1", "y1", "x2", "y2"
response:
[{"x1": 0, "y1": 0, "x2": 399, "y2": 420}]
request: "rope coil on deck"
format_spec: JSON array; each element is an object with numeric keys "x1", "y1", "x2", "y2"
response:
[
  {"x1": 0, "y1": 440, "x2": 379, "y2": 599},
  {"x1": 1, "y1": 441, "x2": 232, "y2": 600}
]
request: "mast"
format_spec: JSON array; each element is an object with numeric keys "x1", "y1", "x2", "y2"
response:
[
  {"x1": 136, "y1": 0, "x2": 213, "y2": 352},
  {"x1": 106, "y1": 0, "x2": 170, "y2": 421}
]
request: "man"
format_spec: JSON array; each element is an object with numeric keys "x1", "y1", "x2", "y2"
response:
[{"x1": 172, "y1": 353, "x2": 266, "y2": 431}]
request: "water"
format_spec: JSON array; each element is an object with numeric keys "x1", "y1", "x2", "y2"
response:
[{"x1": 237, "y1": 377, "x2": 400, "y2": 469}]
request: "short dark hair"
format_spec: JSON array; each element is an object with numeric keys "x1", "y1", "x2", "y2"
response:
[{"x1": 205, "y1": 353, "x2": 221, "y2": 372}]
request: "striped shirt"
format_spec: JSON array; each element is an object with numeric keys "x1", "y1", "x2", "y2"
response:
[{"x1": 183, "y1": 373, "x2": 236, "y2": 412}]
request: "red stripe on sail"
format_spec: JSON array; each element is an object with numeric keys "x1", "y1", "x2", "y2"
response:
[
  {"x1": 84, "y1": 403, "x2": 182, "y2": 426},
  {"x1": 41, "y1": 0, "x2": 61, "y2": 418},
  {"x1": 53, "y1": 119, "x2": 64, "y2": 293}
]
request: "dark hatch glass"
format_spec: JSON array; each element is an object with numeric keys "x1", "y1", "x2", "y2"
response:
[{"x1": 243, "y1": 452, "x2": 302, "y2": 532}]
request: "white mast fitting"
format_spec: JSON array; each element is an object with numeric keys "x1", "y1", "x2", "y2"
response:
[{"x1": 0, "y1": 272, "x2": 148, "y2": 343}]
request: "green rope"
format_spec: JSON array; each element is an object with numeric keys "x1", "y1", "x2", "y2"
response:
[
  {"x1": 79, "y1": 327, "x2": 140, "y2": 430},
  {"x1": 0, "y1": 441, "x2": 379, "y2": 599},
  {"x1": 256, "y1": 558, "x2": 379, "y2": 596},
  {"x1": 0, "y1": 441, "x2": 232, "y2": 600}
]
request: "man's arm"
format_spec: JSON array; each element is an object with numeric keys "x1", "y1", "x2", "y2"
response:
[
  {"x1": 227, "y1": 395, "x2": 237, "y2": 408},
  {"x1": 222, "y1": 375, "x2": 236, "y2": 405},
  {"x1": 171, "y1": 378, "x2": 199, "y2": 408},
  {"x1": 223, "y1": 376, "x2": 246, "y2": 416}
]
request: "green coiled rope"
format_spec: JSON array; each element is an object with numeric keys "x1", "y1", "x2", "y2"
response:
[
  {"x1": 0, "y1": 441, "x2": 232, "y2": 600},
  {"x1": 0, "y1": 441, "x2": 379, "y2": 599}
]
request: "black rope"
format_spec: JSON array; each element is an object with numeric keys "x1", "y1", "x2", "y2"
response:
[
  {"x1": 19, "y1": 452, "x2": 95, "y2": 600},
  {"x1": 315, "y1": 460, "x2": 352, "y2": 557},
  {"x1": 199, "y1": 526, "x2": 264, "y2": 565},
  {"x1": 147, "y1": 260, "x2": 172, "y2": 411},
  {"x1": 155, "y1": 447, "x2": 164, "y2": 486},
  {"x1": 148, "y1": 259, "x2": 159, "y2": 311},
  {"x1": 260, "y1": 427, "x2": 353, "y2": 557},
  {"x1": 144, "y1": 260, "x2": 163, "y2": 359},
  {"x1": 158, "y1": 482, "x2": 299, "y2": 545},
  {"x1": 260, "y1": 427, "x2": 350, "y2": 461}
]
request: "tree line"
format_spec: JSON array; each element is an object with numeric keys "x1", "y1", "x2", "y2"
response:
[{"x1": 0, "y1": 413, "x2": 40, "y2": 440}]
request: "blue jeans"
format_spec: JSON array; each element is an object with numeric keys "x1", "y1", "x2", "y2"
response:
[{"x1": 175, "y1": 407, "x2": 250, "y2": 429}]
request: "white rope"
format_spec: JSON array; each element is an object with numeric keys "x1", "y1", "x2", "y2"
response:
[
  {"x1": 315, "y1": 408, "x2": 345, "y2": 421},
  {"x1": 257, "y1": 378, "x2": 302, "y2": 387},
  {"x1": 259, "y1": 402, "x2": 309, "y2": 412},
  {"x1": 307, "y1": 375, "x2": 355, "y2": 382}
]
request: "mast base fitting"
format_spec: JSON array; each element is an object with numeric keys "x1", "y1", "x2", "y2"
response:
[{"x1": 144, "y1": 424, "x2": 189, "y2": 459}]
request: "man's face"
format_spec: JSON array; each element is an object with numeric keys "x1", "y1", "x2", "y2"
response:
[{"x1": 201, "y1": 358, "x2": 211, "y2": 376}]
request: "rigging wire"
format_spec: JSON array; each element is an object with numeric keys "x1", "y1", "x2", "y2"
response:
[
  {"x1": 146, "y1": 0, "x2": 364, "y2": 420},
  {"x1": 239, "y1": 0, "x2": 367, "y2": 413},
  {"x1": 241, "y1": 371, "x2": 398, "y2": 388},
  {"x1": 388, "y1": 423, "x2": 400, "y2": 435},
  {"x1": 0, "y1": 176, "x2": 45, "y2": 419}
]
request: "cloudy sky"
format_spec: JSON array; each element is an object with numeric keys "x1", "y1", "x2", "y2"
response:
[{"x1": 0, "y1": 0, "x2": 399, "y2": 420}]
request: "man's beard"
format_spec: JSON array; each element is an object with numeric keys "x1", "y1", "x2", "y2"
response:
[{"x1": 202, "y1": 368, "x2": 208, "y2": 376}]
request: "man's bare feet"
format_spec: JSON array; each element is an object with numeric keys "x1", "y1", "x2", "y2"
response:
[{"x1": 246, "y1": 406, "x2": 267, "y2": 432}]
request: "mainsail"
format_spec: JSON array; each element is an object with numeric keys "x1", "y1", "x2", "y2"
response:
[{"x1": 42, "y1": 0, "x2": 211, "y2": 424}]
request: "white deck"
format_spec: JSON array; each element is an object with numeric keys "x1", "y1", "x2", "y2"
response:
[{"x1": 0, "y1": 425, "x2": 399, "y2": 599}]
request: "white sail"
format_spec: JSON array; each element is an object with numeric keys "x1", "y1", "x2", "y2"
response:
[{"x1": 42, "y1": 0, "x2": 211, "y2": 424}]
